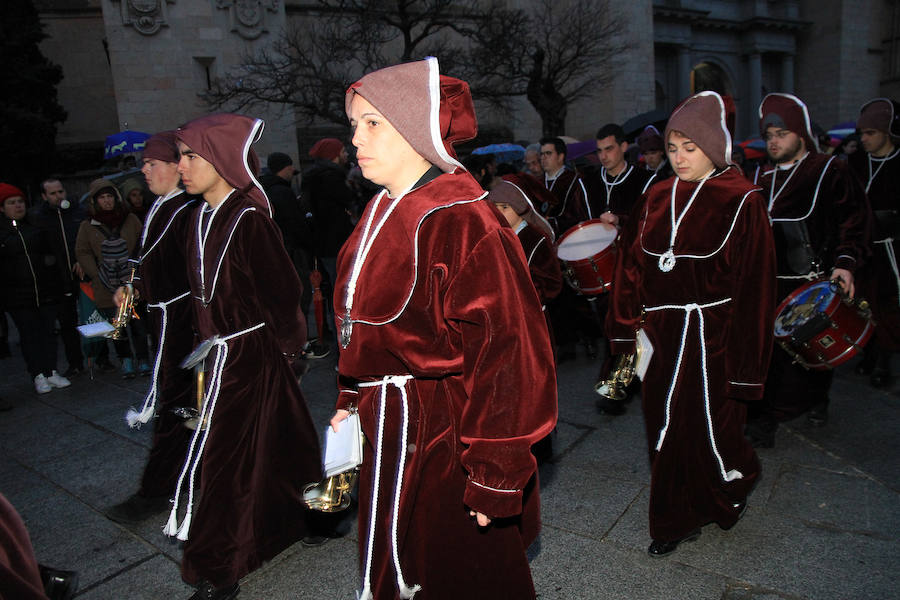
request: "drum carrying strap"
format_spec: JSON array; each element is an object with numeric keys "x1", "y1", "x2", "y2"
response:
[
  {"x1": 775, "y1": 219, "x2": 820, "y2": 276},
  {"x1": 875, "y1": 237, "x2": 900, "y2": 306}
]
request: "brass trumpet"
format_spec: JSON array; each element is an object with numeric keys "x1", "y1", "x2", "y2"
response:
[
  {"x1": 302, "y1": 469, "x2": 359, "y2": 512},
  {"x1": 107, "y1": 266, "x2": 138, "y2": 339},
  {"x1": 594, "y1": 351, "x2": 638, "y2": 401}
]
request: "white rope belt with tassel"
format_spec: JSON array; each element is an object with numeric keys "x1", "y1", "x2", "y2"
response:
[
  {"x1": 356, "y1": 375, "x2": 420, "y2": 600},
  {"x1": 643, "y1": 298, "x2": 743, "y2": 483},
  {"x1": 162, "y1": 321, "x2": 265, "y2": 541},
  {"x1": 875, "y1": 237, "x2": 900, "y2": 306},
  {"x1": 126, "y1": 290, "x2": 191, "y2": 428}
]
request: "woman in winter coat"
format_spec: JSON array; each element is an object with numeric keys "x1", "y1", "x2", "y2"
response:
[{"x1": 75, "y1": 178, "x2": 148, "y2": 377}]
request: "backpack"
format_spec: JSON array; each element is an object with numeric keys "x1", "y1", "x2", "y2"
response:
[{"x1": 94, "y1": 224, "x2": 131, "y2": 292}]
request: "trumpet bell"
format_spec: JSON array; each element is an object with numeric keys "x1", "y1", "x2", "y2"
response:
[{"x1": 302, "y1": 470, "x2": 357, "y2": 513}]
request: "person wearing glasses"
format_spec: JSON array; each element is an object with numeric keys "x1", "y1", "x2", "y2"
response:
[{"x1": 747, "y1": 93, "x2": 871, "y2": 448}]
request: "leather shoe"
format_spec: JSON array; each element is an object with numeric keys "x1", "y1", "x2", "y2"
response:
[
  {"x1": 807, "y1": 403, "x2": 828, "y2": 427},
  {"x1": 39, "y1": 565, "x2": 78, "y2": 600},
  {"x1": 189, "y1": 582, "x2": 239, "y2": 600},
  {"x1": 647, "y1": 529, "x2": 701, "y2": 557},
  {"x1": 104, "y1": 493, "x2": 170, "y2": 524},
  {"x1": 871, "y1": 368, "x2": 893, "y2": 388},
  {"x1": 595, "y1": 397, "x2": 626, "y2": 416}
]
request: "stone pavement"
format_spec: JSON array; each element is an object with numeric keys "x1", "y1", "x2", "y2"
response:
[{"x1": 1, "y1": 337, "x2": 897, "y2": 599}]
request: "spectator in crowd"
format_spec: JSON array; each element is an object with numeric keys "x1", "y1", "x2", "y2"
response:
[
  {"x1": 29, "y1": 178, "x2": 86, "y2": 377},
  {"x1": 0, "y1": 183, "x2": 71, "y2": 394},
  {"x1": 75, "y1": 178, "x2": 148, "y2": 377}
]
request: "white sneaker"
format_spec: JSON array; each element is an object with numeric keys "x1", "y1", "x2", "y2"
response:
[
  {"x1": 34, "y1": 374, "x2": 52, "y2": 394},
  {"x1": 47, "y1": 370, "x2": 71, "y2": 389}
]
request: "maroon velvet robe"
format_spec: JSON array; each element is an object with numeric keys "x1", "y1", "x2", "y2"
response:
[
  {"x1": 516, "y1": 222, "x2": 562, "y2": 348},
  {"x1": 759, "y1": 153, "x2": 871, "y2": 418},
  {"x1": 849, "y1": 149, "x2": 900, "y2": 350},
  {"x1": 543, "y1": 168, "x2": 591, "y2": 236},
  {"x1": 335, "y1": 171, "x2": 557, "y2": 599},
  {"x1": 0, "y1": 493, "x2": 45, "y2": 600},
  {"x1": 607, "y1": 168, "x2": 776, "y2": 542},
  {"x1": 132, "y1": 189, "x2": 198, "y2": 498},
  {"x1": 179, "y1": 190, "x2": 322, "y2": 587}
]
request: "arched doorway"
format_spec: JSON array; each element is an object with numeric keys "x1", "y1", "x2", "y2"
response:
[{"x1": 691, "y1": 61, "x2": 733, "y2": 97}]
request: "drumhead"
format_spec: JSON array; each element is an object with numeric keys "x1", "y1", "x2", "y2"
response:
[
  {"x1": 557, "y1": 222, "x2": 617, "y2": 261},
  {"x1": 774, "y1": 280, "x2": 836, "y2": 338}
]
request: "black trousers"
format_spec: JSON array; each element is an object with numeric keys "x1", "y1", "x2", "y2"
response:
[
  {"x1": 8, "y1": 304, "x2": 58, "y2": 378},
  {"x1": 56, "y1": 292, "x2": 83, "y2": 370}
]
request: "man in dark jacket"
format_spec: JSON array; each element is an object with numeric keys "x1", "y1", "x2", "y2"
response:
[
  {"x1": 28, "y1": 179, "x2": 86, "y2": 376},
  {"x1": 258, "y1": 152, "x2": 324, "y2": 356},
  {"x1": 303, "y1": 138, "x2": 356, "y2": 352}
]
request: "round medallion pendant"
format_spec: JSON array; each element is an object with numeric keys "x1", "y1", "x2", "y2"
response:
[{"x1": 658, "y1": 249, "x2": 676, "y2": 272}]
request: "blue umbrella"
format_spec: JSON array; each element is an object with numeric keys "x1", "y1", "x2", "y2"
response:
[
  {"x1": 472, "y1": 143, "x2": 526, "y2": 163},
  {"x1": 105, "y1": 130, "x2": 151, "y2": 159}
]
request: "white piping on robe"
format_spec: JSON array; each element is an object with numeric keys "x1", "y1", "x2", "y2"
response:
[
  {"x1": 125, "y1": 290, "x2": 191, "y2": 428},
  {"x1": 643, "y1": 298, "x2": 744, "y2": 483},
  {"x1": 356, "y1": 375, "x2": 420, "y2": 600},
  {"x1": 162, "y1": 322, "x2": 265, "y2": 541}
]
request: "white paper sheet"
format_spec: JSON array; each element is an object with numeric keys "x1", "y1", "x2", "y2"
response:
[
  {"x1": 77, "y1": 321, "x2": 115, "y2": 338},
  {"x1": 323, "y1": 412, "x2": 363, "y2": 478}
]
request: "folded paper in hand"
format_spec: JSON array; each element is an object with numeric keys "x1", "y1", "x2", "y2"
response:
[
  {"x1": 77, "y1": 321, "x2": 116, "y2": 338},
  {"x1": 324, "y1": 412, "x2": 363, "y2": 478}
]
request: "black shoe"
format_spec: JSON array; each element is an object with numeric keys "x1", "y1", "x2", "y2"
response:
[
  {"x1": 807, "y1": 404, "x2": 829, "y2": 427},
  {"x1": 39, "y1": 565, "x2": 79, "y2": 600},
  {"x1": 647, "y1": 529, "x2": 701, "y2": 557},
  {"x1": 745, "y1": 418, "x2": 776, "y2": 448},
  {"x1": 62, "y1": 366, "x2": 83, "y2": 378},
  {"x1": 304, "y1": 343, "x2": 330, "y2": 360},
  {"x1": 300, "y1": 535, "x2": 331, "y2": 548},
  {"x1": 104, "y1": 493, "x2": 170, "y2": 524},
  {"x1": 719, "y1": 501, "x2": 747, "y2": 530},
  {"x1": 585, "y1": 341, "x2": 598, "y2": 360},
  {"x1": 595, "y1": 397, "x2": 626, "y2": 416},
  {"x1": 94, "y1": 359, "x2": 116, "y2": 373},
  {"x1": 189, "y1": 582, "x2": 239, "y2": 600},
  {"x1": 871, "y1": 368, "x2": 893, "y2": 388}
]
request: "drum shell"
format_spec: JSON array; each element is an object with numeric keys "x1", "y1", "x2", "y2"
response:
[
  {"x1": 774, "y1": 280, "x2": 874, "y2": 370},
  {"x1": 556, "y1": 219, "x2": 618, "y2": 296}
]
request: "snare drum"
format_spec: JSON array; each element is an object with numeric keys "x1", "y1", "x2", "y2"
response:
[
  {"x1": 773, "y1": 279, "x2": 874, "y2": 370},
  {"x1": 556, "y1": 219, "x2": 618, "y2": 295}
]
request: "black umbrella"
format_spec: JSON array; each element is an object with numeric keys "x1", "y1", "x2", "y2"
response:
[{"x1": 622, "y1": 108, "x2": 671, "y2": 141}]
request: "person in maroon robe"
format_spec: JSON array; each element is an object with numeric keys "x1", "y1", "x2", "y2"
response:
[
  {"x1": 490, "y1": 174, "x2": 562, "y2": 336},
  {"x1": 747, "y1": 93, "x2": 871, "y2": 447},
  {"x1": 163, "y1": 113, "x2": 322, "y2": 600},
  {"x1": 329, "y1": 57, "x2": 557, "y2": 600},
  {"x1": 848, "y1": 98, "x2": 900, "y2": 386},
  {"x1": 104, "y1": 131, "x2": 199, "y2": 524},
  {"x1": 539, "y1": 136, "x2": 592, "y2": 236},
  {"x1": 607, "y1": 91, "x2": 776, "y2": 557}
]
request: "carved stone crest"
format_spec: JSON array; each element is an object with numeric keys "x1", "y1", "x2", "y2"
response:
[
  {"x1": 113, "y1": 0, "x2": 174, "y2": 36},
  {"x1": 216, "y1": 0, "x2": 279, "y2": 40}
]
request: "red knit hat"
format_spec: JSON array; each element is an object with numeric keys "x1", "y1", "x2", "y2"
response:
[
  {"x1": 759, "y1": 93, "x2": 820, "y2": 154},
  {"x1": 176, "y1": 113, "x2": 271, "y2": 216},
  {"x1": 0, "y1": 183, "x2": 25, "y2": 205},
  {"x1": 665, "y1": 91, "x2": 733, "y2": 169},
  {"x1": 345, "y1": 57, "x2": 478, "y2": 174},
  {"x1": 143, "y1": 131, "x2": 180, "y2": 163},
  {"x1": 309, "y1": 138, "x2": 344, "y2": 161},
  {"x1": 858, "y1": 98, "x2": 900, "y2": 136}
]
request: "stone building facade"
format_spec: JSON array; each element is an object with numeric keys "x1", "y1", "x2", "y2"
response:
[{"x1": 35, "y1": 0, "x2": 894, "y2": 167}]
